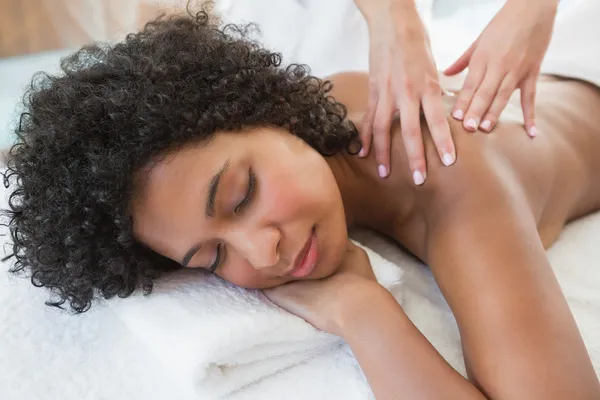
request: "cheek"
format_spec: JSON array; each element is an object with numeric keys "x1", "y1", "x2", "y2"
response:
[
  {"x1": 217, "y1": 259, "x2": 282, "y2": 289},
  {"x1": 259, "y1": 161, "x2": 336, "y2": 221}
]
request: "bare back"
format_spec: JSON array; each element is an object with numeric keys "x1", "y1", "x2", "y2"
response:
[{"x1": 328, "y1": 72, "x2": 600, "y2": 259}]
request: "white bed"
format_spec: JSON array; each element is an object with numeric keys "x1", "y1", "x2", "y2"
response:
[{"x1": 1, "y1": 1, "x2": 598, "y2": 399}]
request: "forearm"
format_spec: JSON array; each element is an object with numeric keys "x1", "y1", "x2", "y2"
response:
[
  {"x1": 338, "y1": 287, "x2": 486, "y2": 400},
  {"x1": 504, "y1": 0, "x2": 559, "y2": 18},
  {"x1": 354, "y1": 0, "x2": 419, "y2": 25},
  {"x1": 506, "y1": 0, "x2": 558, "y2": 7}
]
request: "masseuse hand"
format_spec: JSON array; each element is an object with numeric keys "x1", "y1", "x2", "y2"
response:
[
  {"x1": 356, "y1": 0, "x2": 455, "y2": 184},
  {"x1": 263, "y1": 241, "x2": 383, "y2": 337},
  {"x1": 445, "y1": 0, "x2": 558, "y2": 136}
]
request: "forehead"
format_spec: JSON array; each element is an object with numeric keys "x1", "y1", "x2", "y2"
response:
[
  {"x1": 130, "y1": 139, "x2": 223, "y2": 246},
  {"x1": 136, "y1": 127, "x2": 283, "y2": 197}
]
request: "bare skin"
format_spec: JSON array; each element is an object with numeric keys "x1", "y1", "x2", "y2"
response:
[
  {"x1": 329, "y1": 72, "x2": 600, "y2": 250},
  {"x1": 323, "y1": 71, "x2": 600, "y2": 398},
  {"x1": 132, "y1": 71, "x2": 600, "y2": 398}
]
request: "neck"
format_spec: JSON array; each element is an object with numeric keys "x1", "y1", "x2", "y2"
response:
[{"x1": 326, "y1": 151, "x2": 416, "y2": 235}]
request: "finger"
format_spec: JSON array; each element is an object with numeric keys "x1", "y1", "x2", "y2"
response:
[
  {"x1": 372, "y1": 90, "x2": 395, "y2": 178},
  {"x1": 463, "y1": 71, "x2": 504, "y2": 132},
  {"x1": 520, "y1": 75, "x2": 538, "y2": 138},
  {"x1": 444, "y1": 41, "x2": 476, "y2": 76},
  {"x1": 422, "y1": 91, "x2": 455, "y2": 166},
  {"x1": 479, "y1": 75, "x2": 517, "y2": 132},
  {"x1": 452, "y1": 63, "x2": 486, "y2": 123},
  {"x1": 359, "y1": 81, "x2": 379, "y2": 157},
  {"x1": 399, "y1": 97, "x2": 427, "y2": 185}
]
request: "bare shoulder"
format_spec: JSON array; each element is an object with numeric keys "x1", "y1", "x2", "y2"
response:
[{"x1": 324, "y1": 72, "x2": 370, "y2": 116}]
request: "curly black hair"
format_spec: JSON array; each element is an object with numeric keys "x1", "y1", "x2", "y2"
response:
[{"x1": 2, "y1": 4, "x2": 359, "y2": 313}]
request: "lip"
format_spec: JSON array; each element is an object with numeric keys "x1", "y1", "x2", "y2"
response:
[{"x1": 288, "y1": 228, "x2": 318, "y2": 278}]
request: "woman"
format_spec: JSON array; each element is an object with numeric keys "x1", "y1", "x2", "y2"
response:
[{"x1": 4, "y1": 3, "x2": 600, "y2": 399}]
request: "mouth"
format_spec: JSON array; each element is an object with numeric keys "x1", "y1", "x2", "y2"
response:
[{"x1": 288, "y1": 227, "x2": 319, "y2": 278}]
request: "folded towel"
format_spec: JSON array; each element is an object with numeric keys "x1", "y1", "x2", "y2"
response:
[{"x1": 111, "y1": 241, "x2": 404, "y2": 398}]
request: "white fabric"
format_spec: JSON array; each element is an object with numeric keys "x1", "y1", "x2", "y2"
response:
[
  {"x1": 1, "y1": 1, "x2": 599, "y2": 400},
  {"x1": 540, "y1": 0, "x2": 600, "y2": 88},
  {"x1": 212, "y1": 0, "x2": 433, "y2": 80},
  {"x1": 0, "y1": 180, "x2": 199, "y2": 400},
  {"x1": 111, "y1": 243, "x2": 403, "y2": 398}
]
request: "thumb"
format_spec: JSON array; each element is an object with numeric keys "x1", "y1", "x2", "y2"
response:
[{"x1": 444, "y1": 41, "x2": 477, "y2": 76}]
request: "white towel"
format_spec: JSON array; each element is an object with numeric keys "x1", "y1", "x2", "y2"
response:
[{"x1": 111, "y1": 241, "x2": 404, "y2": 398}]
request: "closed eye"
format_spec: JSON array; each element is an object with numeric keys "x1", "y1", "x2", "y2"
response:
[
  {"x1": 207, "y1": 168, "x2": 255, "y2": 273},
  {"x1": 208, "y1": 243, "x2": 223, "y2": 273},
  {"x1": 234, "y1": 168, "x2": 256, "y2": 215}
]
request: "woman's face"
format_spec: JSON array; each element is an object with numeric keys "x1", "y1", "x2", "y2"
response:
[{"x1": 131, "y1": 127, "x2": 348, "y2": 288}]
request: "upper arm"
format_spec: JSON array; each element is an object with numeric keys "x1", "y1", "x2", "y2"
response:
[{"x1": 424, "y1": 172, "x2": 599, "y2": 399}]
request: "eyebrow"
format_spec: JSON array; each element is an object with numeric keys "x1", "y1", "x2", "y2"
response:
[{"x1": 181, "y1": 159, "x2": 230, "y2": 267}]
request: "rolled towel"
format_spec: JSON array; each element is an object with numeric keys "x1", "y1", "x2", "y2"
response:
[{"x1": 111, "y1": 241, "x2": 404, "y2": 398}]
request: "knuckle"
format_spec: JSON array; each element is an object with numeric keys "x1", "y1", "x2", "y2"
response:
[
  {"x1": 498, "y1": 54, "x2": 514, "y2": 68},
  {"x1": 431, "y1": 112, "x2": 449, "y2": 128},
  {"x1": 462, "y1": 79, "x2": 477, "y2": 92},
  {"x1": 400, "y1": 77, "x2": 416, "y2": 97},
  {"x1": 462, "y1": 83, "x2": 474, "y2": 93},
  {"x1": 403, "y1": 125, "x2": 421, "y2": 140},
  {"x1": 525, "y1": 90, "x2": 536, "y2": 102},
  {"x1": 497, "y1": 86, "x2": 514, "y2": 99},
  {"x1": 477, "y1": 88, "x2": 495, "y2": 102},
  {"x1": 426, "y1": 78, "x2": 441, "y2": 94},
  {"x1": 403, "y1": 128, "x2": 421, "y2": 145},
  {"x1": 373, "y1": 120, "x2": 389, "y2": 136}
]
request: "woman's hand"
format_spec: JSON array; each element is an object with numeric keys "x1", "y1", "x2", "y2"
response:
[
  {"x1": 356, "y1": 0, "x2": 455, "y2": 184},
  {"x1": 445, "y1": 0, "x2": 558, "y2": 136},
  {"x1": 263, "y1": 241, "x2": 384, "y2": 336}
]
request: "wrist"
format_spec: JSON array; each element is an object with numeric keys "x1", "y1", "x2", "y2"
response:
[
  {"x1": 505, "y1": 0, "x2": 558, "y2": 15},
  {"x1": 330, "y1": 283, "x2": 401, "y2": 338},
  {"x1": 356, "y1": 0, "x2": 419, "y2": 25}
]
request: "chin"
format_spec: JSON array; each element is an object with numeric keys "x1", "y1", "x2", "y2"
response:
[{"x1": 318, "y1": 231, "x2": 348, "y2": 279}]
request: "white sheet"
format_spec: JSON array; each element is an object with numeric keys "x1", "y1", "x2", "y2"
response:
[{"x1": 1, "y1": 1, "x2": 598, "y2": 399}]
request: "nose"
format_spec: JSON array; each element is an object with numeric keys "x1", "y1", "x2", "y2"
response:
[{"x1": 227, "y1": 225, "x2": 280, "y2": 270}]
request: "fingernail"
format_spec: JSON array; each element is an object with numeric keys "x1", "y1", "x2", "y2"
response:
[
  {"x1": 358, "y1": 148, "x2": 366, "y2": 157},
  {"x1": 480, "y1": 120, "x2": 491, "y2": 132},
  {"x1": 413, "y1": 170, "x2": 425, "y2": 185},
  {"x1": 442, "y1": 152, "x2": 455, "y2": 166},
  {"x1": 528, "y1": 126, "x2": 538, "y2": 138},
  {"x1": 465, "y1": 118, "x2": 478, "y2": 131},
  {"x1": 452, "y1": 109, "x2": 464, "y2": 120},
  {"x1": 378, "y1": 164, "x2": 388, "y2": 178}
]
